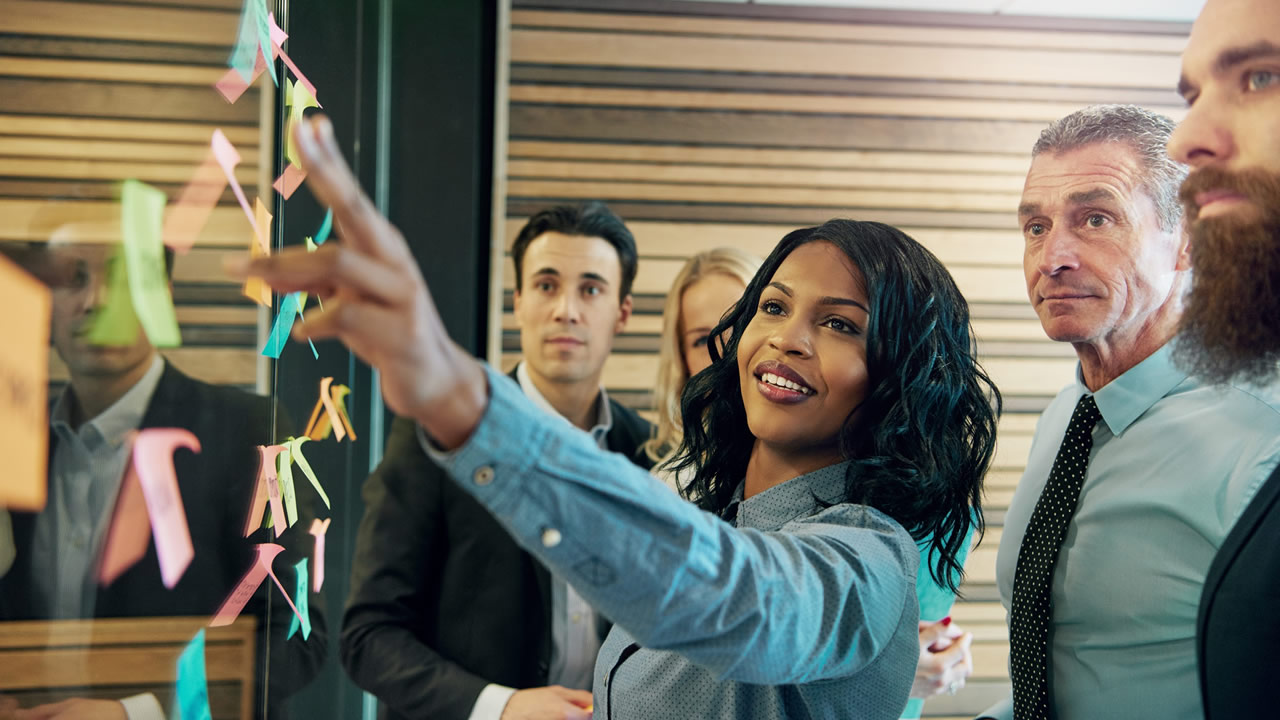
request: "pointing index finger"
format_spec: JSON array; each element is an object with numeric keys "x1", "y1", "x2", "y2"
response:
[{"x1": 294, "y1": 115, "x2": 407, "y2": 264}]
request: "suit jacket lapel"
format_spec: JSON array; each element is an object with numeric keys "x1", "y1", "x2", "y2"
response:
[{"x1": 1199, "y1": 462, "x2": 1280, "y2": 635}]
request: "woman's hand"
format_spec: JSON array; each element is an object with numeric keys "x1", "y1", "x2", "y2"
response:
[
  {"x1": 911, "y1": 617, "x2": 973, "y2": 698},
  {"x1": 230, "y1": 115, "x2": 487, "y2": 448}
]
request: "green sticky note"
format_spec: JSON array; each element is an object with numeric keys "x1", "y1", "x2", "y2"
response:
[
  {"x1": 86, "y1": 245, "x2": 141, "y2": 346},
  {"x1": 120, "y1": 180, "x2": 181, "y2": 347},
  {"x1": 287, "y1": 557, "x2": 311, "y2": 640},
  {"x1": 276, "y1": 439, "x2": 299, "y2": 528},
  {"x1": 289, "y1": 437, "x2": 329, "y2": 508}
]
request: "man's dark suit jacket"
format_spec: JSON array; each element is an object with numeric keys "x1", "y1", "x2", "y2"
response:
[
  {"x1": 1197, "y1": 462, "x2": 1280, "y2": 719},
  {"x1": 0, "y1": 361, "x2": 327, "y2": 713},
  {"x1": 340, "y1": 371, "x2": 653, "y2": 720}
]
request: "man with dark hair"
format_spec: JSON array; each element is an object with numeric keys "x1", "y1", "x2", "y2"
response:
[
  {"x1": 341, "y1": 201, "x2": 652, "y2": 720},
  {"x1": 0, "y1": 216, "x2": 326, "y2": 719},
  {"x1": 1167, "y1": 1, "x2": 1280, "y2": 716},
  {"x1": 978, "y1": 104, "x2": 1280, "y2": 720}
]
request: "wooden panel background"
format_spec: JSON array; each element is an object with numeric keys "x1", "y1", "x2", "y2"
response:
[
  {"x1": 1, "y1": 0, "x2": 270, "y2": 392},
  {"x1": 497, "y1": 2, "x2": 1191, "y2": 716}
]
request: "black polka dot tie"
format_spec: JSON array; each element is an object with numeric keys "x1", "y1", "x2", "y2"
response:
[{"x1": 1010, "y1": 394, "x2": 1101, "y2": 720}]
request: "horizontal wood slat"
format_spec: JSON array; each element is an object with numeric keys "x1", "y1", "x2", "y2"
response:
[{"x1": 1, "y1": 1, "x2": 238, "y2": 45}]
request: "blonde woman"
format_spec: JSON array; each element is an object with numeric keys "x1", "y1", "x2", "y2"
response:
[{"x1": 643, "y1": 248, "x2": 762, "y2": 489}]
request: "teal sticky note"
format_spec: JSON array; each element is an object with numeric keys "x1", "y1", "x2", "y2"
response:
[
  {"x1": 174, "y1": 629, "x2": 213, "y2": 720},
  {"x1": 86, "y1": 245, "x2": 141, "y2": 346},
  {"x1": 229, "y1": 0, "x2": 262, "y2": 83},
  {"x1": 262, "y1": 292, "x2": 301, "y2": 359},
  {"x1": 287, "y1": 557, "x2": 311, "y2": 640},
  {"x1": 314, "y1": 210, "x2": 333, "y2": 245},
  {"x1": 255, "y1": 0, "x2": 277, "y2": 87},
  {"x1": 121, "y1": 180, "x2": 181, "y2": 347}
]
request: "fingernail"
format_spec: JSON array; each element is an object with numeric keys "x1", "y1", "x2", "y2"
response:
[
  {"x1": 222, "y1": 253, "x2": 249, "y2": 278},
  {"x1": 940, "y1": 616, "x2": 952, "y2": 626}
]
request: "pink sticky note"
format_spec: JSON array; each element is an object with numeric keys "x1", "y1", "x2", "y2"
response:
[
  {"x1": 164, "y1": 150, "x2": 227, "y2": 253},
  {"x1": 215, "y1": 51, "x2": 266, "y2": 104},
  {"x1": 267, "y1": 13, "x2": 316, "y2": 99},
  {"x1": 99, "y1": 449, "x2": 150, "y2": 586},
  {"x1": 318, "y1": 377, "x2": 346, "y2": 442},
  {"x1": 267, "y1": 12, "x2": 288, "y2": 47},
  {"x1": 272, "y1": 163, "x2": 306, "y2": 200},
  {"x1": 210, "y1": 543, "x2": 303, "y2": 629},
  {"x1": 309, "y1": 518, "x2": 330, "y2": 593},
  {"x1": 211, "y1": 129, "x2": 257, "y2": 235},
  {"x1": 243, "y1": 445, "x2": 287, "y2": 537},
  {"x1": 132, "y1": 428, "x2": 200, "y2": 589}
]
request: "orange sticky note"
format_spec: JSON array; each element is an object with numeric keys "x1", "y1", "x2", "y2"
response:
[
  {"x1": 209, "y1": 543, "x2": 303, "y2": 629},
  {"x1": 240, "y1": 199, "x2": 273, "y2": 307},
  {"x1": 303, "y1": 377, "x2": 356, "y2": 442},
  {"x1": 242, "y1": 445, "x2": 286, "y2": 537},
  {"x1": 0, "y1": 255, "x2": 51, "y2": 511},
  {"x1": 164, "y1": 150, "x2": 226, "y2": 254},
  {"x1": 99, "y1": 449, "x2": 149, "y2": 586}
]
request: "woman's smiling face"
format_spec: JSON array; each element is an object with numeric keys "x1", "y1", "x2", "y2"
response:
[{"x1": 737, "y1": 240, "x2": 870, "y2": 461}]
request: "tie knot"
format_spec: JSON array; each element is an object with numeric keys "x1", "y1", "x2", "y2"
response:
[{"x1": 1073, "y1": 394, "x2": 1101, "y2": 429}]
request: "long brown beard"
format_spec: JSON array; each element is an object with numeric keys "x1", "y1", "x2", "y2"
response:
[{"x1": 1176, "y1": 167, "x2": 1280, "y2": 384}]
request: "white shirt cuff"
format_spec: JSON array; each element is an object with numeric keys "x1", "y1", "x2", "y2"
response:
[
  {"x1": 467, "y1": 684, "x2": 518, "y2": 720},
  {"x1": 119, "y1": 693, "x2": 166, "y2": 720}
]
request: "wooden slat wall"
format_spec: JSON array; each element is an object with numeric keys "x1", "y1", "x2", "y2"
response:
[
  {"x1": 498, "y1": 3, "x2": 1190, "y2": 715},
  {"x1": 1, "y1": 0, "x2": 268, "y2": 390}
]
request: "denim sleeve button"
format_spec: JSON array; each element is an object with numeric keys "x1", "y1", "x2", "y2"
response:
[
  {"x1": 473, "y1": 465, "x2": 495, "y2": 486},
  {"x1": 541, "y1": 528, "x2": 562, "y2": 548}
]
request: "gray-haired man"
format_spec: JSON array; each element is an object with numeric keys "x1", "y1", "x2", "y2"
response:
[{"x1": 979, "y1": 104, "x2": 1280, "y2": 719}]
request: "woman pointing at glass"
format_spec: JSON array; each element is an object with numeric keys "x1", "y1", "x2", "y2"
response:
[{"x1": 235, "y1": 116, "x2": 998, "y2": 719}]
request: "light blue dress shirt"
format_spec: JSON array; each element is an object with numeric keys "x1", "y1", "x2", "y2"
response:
[
  {"x1": 987, "y1": 343, "x2": 1280, "y2": 720},
  {"x1": 424, "y1": 363, "x2": 921, "y2": 719}
]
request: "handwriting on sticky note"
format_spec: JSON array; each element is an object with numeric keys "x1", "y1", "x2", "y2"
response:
[
  {"x1": 276, "y1": 440, "x2": 299, "y2": 529},
  {"x1": 243, "y1": 445, "x2": 286, "y2": 537},
  {"x1": 286, "y1": 557, "x2": 311, "y2": 640},
  {"x1": 121, "y1": 180, "x2": 181, "y2": 348},
  {"x1": 265, "y1": 449, "x2": 286, "y2": 539},
  {"x1": 175, "y1": 629, "x2": 213, "y2": 720},
  {"x1": 309, "y1": 518, "x2": 330, "y2": 592},
  {"x1": 133, "y1": 428, "x2": 200, "y2": 588},
  {"x1": 212, "y1": 543, "x2": 295, "y2": 627},
  {"x1": 99, "y1": 448, "x2": 149, "y2": 586},
  {"x1": 0, "y1": 254, "x2": 50, "y2": 511}
]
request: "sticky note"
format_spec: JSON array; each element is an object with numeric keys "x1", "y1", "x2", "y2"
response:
[
  {"x1": 210, "y1": 543, "x2": 304, "y2": 629},
  {"x1": 330, "y1": 384, "x2": 357, "y2": 441},
  {"x1": 86, "y1": 245, "x2": 141, "y2": 346},
  {"x1": 264, "y1": 450, "x2": 286, "y2": 538},
  {"x1": 211, "y1": 130, "x2": 257, "y2": 235},
  {"x1": 267, "y1": 12, "x2": 314, "y2": 98},
  {"x1": 228, "y1": 0, "x2": 266, "y2": 84},
  {"x1": 174, "y1": 630, "x2": 213, "y2": 720},
  {"x1": 242, "y1": 240, "x2": 272, "y2": 308},
  {"x1": 276, "y1": 441, "x2": 298, "y2": 529},
  {"x1": 242, "y1": 198, "x2": 273, "y2": 308},
  {"x1": 215, "y1": 50, "x2": 265, "y2": 104},
  {"x1": 243, "y1": 445, "x2": 286, "y2": 537},
  {"x1": 164, "y1": 151, "x2": 225, "y2": 254},
  {"x1": 285, "y1": 79, "x2": 322, "y2": 168},
  {"x1": 262, "y1": 292, "x2": 300, "y2": 359},
  {"x1": 121, "y1": 180, "x2": 181, "y2": 348},
  {"x1": 133, "y1": 428, "x2": 199, "y2": 588},
  {"x1": 0, "y1": 255, "x2": 50, "y2": 511},
  {"x1": 255, "y1": 3, "x2": 276, "y2": 88},
  {"x1": 286, "y1": 557, "x2": 311, "y2": 640},
  {"x1": 309, "y1": 518, "x2": 329, "y2": 593},
  {"x1": 273, "y1": 164, "x2": 306, "y2": 200},
  {"x1": 267, "y1": 11, "x2": 288, "y2": 47},
  {"x1": 304, "y1": 377, "x2": 355, "y2": 442},
  {"x1": 99, "y1": 448, "x2": 149, "y2": 586},
  {"x1": 313, "y1": 209, "x2": 333, "y2": 245},
  {"x1": 288, "y1": 437, "x2": 329, "y2": 509}
]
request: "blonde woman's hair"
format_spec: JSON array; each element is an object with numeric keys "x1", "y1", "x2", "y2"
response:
[{"x1": 643, "y1": 247, "x2": 763, "y2": 464}]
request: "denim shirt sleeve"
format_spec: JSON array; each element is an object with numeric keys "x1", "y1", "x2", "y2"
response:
[{"x1": 419, "y1": 363, "x2": 916, "y2": 685}]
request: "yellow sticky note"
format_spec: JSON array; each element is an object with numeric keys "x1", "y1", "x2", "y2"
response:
[
  {"x1": 241, "y1": 198, "x2": 273, "y2": 307},
  {"x1": 0, "y1": 254, "x2": 51, "y2": 510}
]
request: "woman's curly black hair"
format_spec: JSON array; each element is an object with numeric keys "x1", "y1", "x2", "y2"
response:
[{"x1": 669, "y1": 219, "x2": 1001, "y2": 593}]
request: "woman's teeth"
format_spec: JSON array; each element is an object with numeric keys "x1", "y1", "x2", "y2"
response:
[{"x1": 761, "y1": 372, "x2": 813, "y2": 395}]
